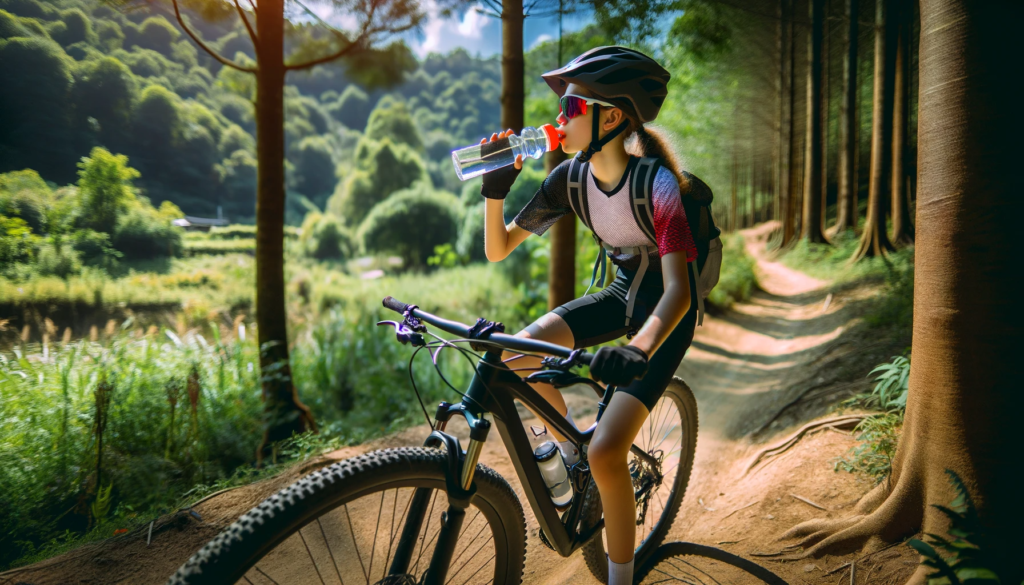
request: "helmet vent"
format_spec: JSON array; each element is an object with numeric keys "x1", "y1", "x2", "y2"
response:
[
  {"x1": 596, "y1": 69, "x2": 647, "y2": 84},
  {"x1": 639, "y1": 78, "x2": 666, "y2": 93},
  {"x1": 650, "y1": 95, "x2": 665, "y2": 107},
  {"x1": 574, "y1": 61, "x2": 612, "y2": 74}
]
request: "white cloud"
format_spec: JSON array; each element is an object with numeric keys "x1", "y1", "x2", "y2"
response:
[
  {"x1": 457, "y1": 5, "x2": 487, "y2": 38},
  {"x1": 409, "y1": 0, "x2": 496, "y2": 58},
  {"x1": 530, "y1": 33, "x2": 553, "y2": 50}
]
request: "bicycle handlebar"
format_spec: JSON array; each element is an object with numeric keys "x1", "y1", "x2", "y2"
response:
[{"x1": 382, "y1": 296, "x2": 594, "y2": 367}]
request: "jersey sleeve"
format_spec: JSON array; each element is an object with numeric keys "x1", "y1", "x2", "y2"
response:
[
  {"x1": 512, "y1": 158, "x2": 573, "y2": 236},
  {"x1": 652, "y1": 167, "x2": 698, "y2": 262}
]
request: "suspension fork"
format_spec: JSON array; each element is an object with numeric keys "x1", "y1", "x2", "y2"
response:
[{"x1": 388, "y1": 402, "x2": 492, "y2": 582}]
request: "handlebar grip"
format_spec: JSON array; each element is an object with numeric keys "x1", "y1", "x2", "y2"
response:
[
  {"x1": 578, "y1": 351, "x2": 595, "y2": 366},
  {"x1": 382, "y1": 296, "x2": 410, "y2": 314}
]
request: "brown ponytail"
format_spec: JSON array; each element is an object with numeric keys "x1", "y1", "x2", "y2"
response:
[
  {"x1": 628, "y1": 125, "x2": 690, "y2": 193},
  {"x1": 601, "y1": 96, "x2": 691, "y2": 193}
]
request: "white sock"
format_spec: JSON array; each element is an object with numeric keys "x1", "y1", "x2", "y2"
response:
[{"x1": 608, "y1": 556, "x2": 634, "y2": 585}]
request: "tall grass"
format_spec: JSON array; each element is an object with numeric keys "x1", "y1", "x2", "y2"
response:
[{"x1": 0, "y1": 262, "x2": 528, "y2": 570}]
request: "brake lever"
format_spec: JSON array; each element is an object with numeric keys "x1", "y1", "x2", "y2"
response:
[
  {"x1": 540, "y1": 349, "x2": 584, "y2": 371},
  {"x1": 376, "y1": 320, "x2": 426, "y2": 347}
]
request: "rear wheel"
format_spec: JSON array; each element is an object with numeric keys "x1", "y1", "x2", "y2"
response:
[
  {"x1": 581, "y1": 377, "x2": 699, "y2": 583},
  {"x1": 168, "y1": 447, "x2": 527, "y2": 585}
]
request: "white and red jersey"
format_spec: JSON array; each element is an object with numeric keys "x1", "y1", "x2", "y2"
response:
[{"x1": 513, "y1": 155, "x2": 697, "y2": 272}]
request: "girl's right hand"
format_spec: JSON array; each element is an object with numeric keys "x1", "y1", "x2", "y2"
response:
[
  {"x1": 480, "y1": 128, "x2": 524, "y2": 200},
  {"x1": 481, "y1": 129, "x2": 524, "y2": 170}
]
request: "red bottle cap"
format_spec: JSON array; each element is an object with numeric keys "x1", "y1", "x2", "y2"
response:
[{"x1": 540, "y1": 124, "x2": 563, "y2": 152}]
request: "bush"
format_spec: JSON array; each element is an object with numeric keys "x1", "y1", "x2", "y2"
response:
[
  {"x1": 0, "y1": 8, "x2": 25, "y2": 38},
  {"x1": 0, "y1": 169, "x2": 52, "y2": 231},
  {"x1": 300, "y1": 212, "x2": 353, "y2": 261},
  {"x1": 328, "y1": 138, "x2": 428, "y2": 226},
  {"x1": 364, "y1": 95, "x2": 423, "y2": 150},
  {"x1": 327, "y1": 85, "x2": 371, "y2": 130},
  {"x1": 53, "y1": 8, "x2": 93, "y2": 46},
  {"x1": 75, "y1": 147, "x2": 139, "y2": 233},
  {"x1": 111, "y1": 204, "x2": 183, "y2": 260},
  {"x1": 706, "y1": 232, "x2": 758, "y2": 309},
  {"x1": 133, "y1": 16, "x2": 179, "y2": 55},
  {"x1": 358, "y1": 184, "x2": 463, "y2": 269},
  {"x1": 290, "y1": 136, "x2": 337, "y2": 204},
  {"x1": 34, "y1": 241, "x2": 81, "y2": 277}
]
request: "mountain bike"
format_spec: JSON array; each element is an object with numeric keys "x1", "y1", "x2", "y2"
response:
[{"x1": 168, "y1": 296, "x2": 699, "y2": 585}]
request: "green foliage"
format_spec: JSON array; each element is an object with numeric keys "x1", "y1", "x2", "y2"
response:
[
  {"x1": 0, "y1": 0, "x2": 57, "y2": 20},
  {"x1": 328, "y1": 85, "x2": 371, "y2": 130},
  {"x1": 112, "y1": 203, "x2": 183, "y2": 260},
  {"x1": 0, "y1": 36, "x2": 75, "y2": 178},
  {"x1": 0, "y1": 214, "x2": 36, "y2": 266},
  {"x1": 34, "y1": 240, "x2": 82, "y2": 277},
  {"x1": 329, "y1": 138, "x2": 428, "y2": 226},
  {"x1": 908, "y1": 470, "x2": 1009, "y2": 584},
  {"x1": 667, "y1": 0, "x2": 732, "y2": 60},
  {"x1": 706, "y1": 232, "x2": 758, "y2": 309},
  {"x1": 836, "y1": 354, "x2": 912, "y2": 481},
  {"x1": 133, "y1": 16, "x2": 179, "y2": 55},
  {"x1": 299, "y1": 212, "x2": 352, "y2": 261},
  {"x1": 0, "y1": 8, "x2": 26, "y2": 38},
  {"x1": 71, "y1": 56, "x2": 137, "y2": 146},
  {"x1": 456, "y1": 202, "x2": 485, "y2": 262},
  {"x1": 358, "y1": 184, "x2": 462, "y2": 268},
  {"x1": 290, "y1": 136, "x2": 337, "y2": 204},
  {"x1": 427, "y1": 243, "x2": 465, "y2": 269},
  {"x1": 52, "y1": 8, "x2": 93, "y2": 47},
  {"x1": 75, "y1": 147, "x2": 139, "y2": 233},
  {"x1": 0, "y1": 169, "x2": 52, "y2": 231},
  {"x1": 94, "y1": 19, "x2": 122, "y2": 51},
  {"x1": 364, "y1": 95, "x2": 423, "y2": 150}
]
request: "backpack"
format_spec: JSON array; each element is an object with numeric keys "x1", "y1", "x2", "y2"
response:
[{"x1": 566, "y1": 154, "x2": 723, "y2": 328}]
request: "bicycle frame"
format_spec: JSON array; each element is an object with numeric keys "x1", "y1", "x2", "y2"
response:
[{"x1": 379, "y1": 298, "x2": 662, "y2": 583}]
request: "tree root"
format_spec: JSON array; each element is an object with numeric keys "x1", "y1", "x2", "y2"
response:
[{"x1": 744, "y1": 414, "x2": 869, "y2": 475}]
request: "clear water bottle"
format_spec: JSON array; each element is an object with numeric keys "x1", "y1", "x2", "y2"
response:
[
  {"x1": 533, "y1": 441, "x2": 574, "y2": 508},
  {"x1": 452, "y1": 124, "x2": 563, "y2": 181}
]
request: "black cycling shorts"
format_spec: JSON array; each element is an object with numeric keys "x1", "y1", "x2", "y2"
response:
[{"x1": 551, "y1": 264, "x2": 698, "y2": 412}]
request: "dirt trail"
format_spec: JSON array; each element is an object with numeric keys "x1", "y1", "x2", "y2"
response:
[{"x1": 2, "y1": 223, "x2": 919, "y2": 585}]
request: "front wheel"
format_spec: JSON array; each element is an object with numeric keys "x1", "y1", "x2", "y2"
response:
[
  {"x1": 168, "y1": 447, "x2": 527, "y2": 585},
  {"x1": 581, "y1": 377, "x2": 699, "y2": 583}
]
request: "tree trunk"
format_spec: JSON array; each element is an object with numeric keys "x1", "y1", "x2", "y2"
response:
[
  {"x1": 890, "y1": 0, "x2": 914, "y2": 246},
  {"x1": 781, "y1": 2, "x2": 1024, "y2": 581},
  {"x1": 730, "y1": 142, "x2": 738, "y2": 231},
  {"x1": 547, "y1": 149, "x2": 574, "y2": 309},
  {"x1": 784, "y1": 0, "x2": 799, "y2": 245},
  {"x1": 852, "y1": 0, "x2": 896, "y2": 260},
  {"x1": 801, "y1": 0, "x2": 829, "y2": 243},
  {"x1": 775, "y1": 0, "x2": 786, "y2": 226},
  {"x1": 835, "y1": 0, "x2": 859, "y2": 233},
  {"x1": 255, "y1": 0, "x2": 314, "y2": 458},
  {"x1": 501, "y1": 0, "x2": 525, "y2": 134}
]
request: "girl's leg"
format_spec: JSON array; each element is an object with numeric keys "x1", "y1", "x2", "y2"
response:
[
  {"x1": 588, "y1": 392, "x2": 651, "y2": 564},
  {"x1": 502, "y1": 312, "x2": 576, "y2": 441}
]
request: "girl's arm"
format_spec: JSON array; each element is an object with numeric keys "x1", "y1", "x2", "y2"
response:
[
  {"x1": 484, "y1": 200, "x2": 532, "y2": 261},
  {"x1": 627, "y1": 250, "x2": 692, "y2": 357}
]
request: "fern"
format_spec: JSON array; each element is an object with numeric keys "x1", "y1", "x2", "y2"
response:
[
  {"x1": 90, "y1": 482, "x2": 113, "y2": 522},
  {"x1": 907, "y1": 470, "x2": 1007, "y2": 584}
]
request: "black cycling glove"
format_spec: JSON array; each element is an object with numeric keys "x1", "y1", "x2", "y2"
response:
[
  {"x1": 480, "y1": 138, "x2": 522, "y2": 200},
  {"x1": 590, "y1": 345, "x2": 649, "y2": 387}
]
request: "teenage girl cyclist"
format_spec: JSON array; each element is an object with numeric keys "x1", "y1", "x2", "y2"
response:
[{"x1": 478, "y1": 46, "x2": 701, "y2": 584}]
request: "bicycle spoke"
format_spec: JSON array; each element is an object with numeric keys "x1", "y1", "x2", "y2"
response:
[
  {"x1": 366, "y1": 491, "x2": 386, "y2": 581},
  {"x1": 412, "y1": 489, "x2": 440, "y2": 575},
  {"x1": 457, "y1": 552, "x2": 496, "y2": 585},
  {"x1": 296, "y1": 527, "x2": 327, "y2": 585},
  {"x1": 446, "y1": 509, "x2": 483, "y2": 570},
  {"x1": 382, "y1": 487, "x2": 415, "y2": 575},
  {"x1": 316, "y1": 517, "x2": 344, "y2": 584},
  {"x1": 254, "y1": 566, "x2": 280, "y2": 585},
  {"x1": 445, "y1": 534, "x2": 493, "y2": 585},
  {"x1": 344, "y1": 504, "x2": 369, "y2": 583}
]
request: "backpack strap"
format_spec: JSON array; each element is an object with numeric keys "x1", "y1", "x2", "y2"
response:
[
  {"x1": 629, "y1": 156, "x2": 661, "y2": 246},
  {"x1": 567, "y1": 155, "x2": 594, "y2": 232},
  {"x1": 569, "y1": 155, "x2": 608, "y2": 296}
]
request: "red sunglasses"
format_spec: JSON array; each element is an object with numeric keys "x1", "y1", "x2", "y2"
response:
[{"x1": 558, "y1": 94, "x2": 617, "y2": 121}]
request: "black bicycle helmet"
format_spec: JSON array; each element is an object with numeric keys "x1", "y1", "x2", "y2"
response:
[{"x1": 541, "y1": 46, "x2": 671, "y2": 162}]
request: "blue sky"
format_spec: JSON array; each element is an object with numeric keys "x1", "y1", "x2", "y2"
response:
[
  {"x1": 308, "y1": 1, "x2": 594, "y2": 61},
  {"x1": 403, "y1": 2, "x2": 595, "y2": 59}
]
